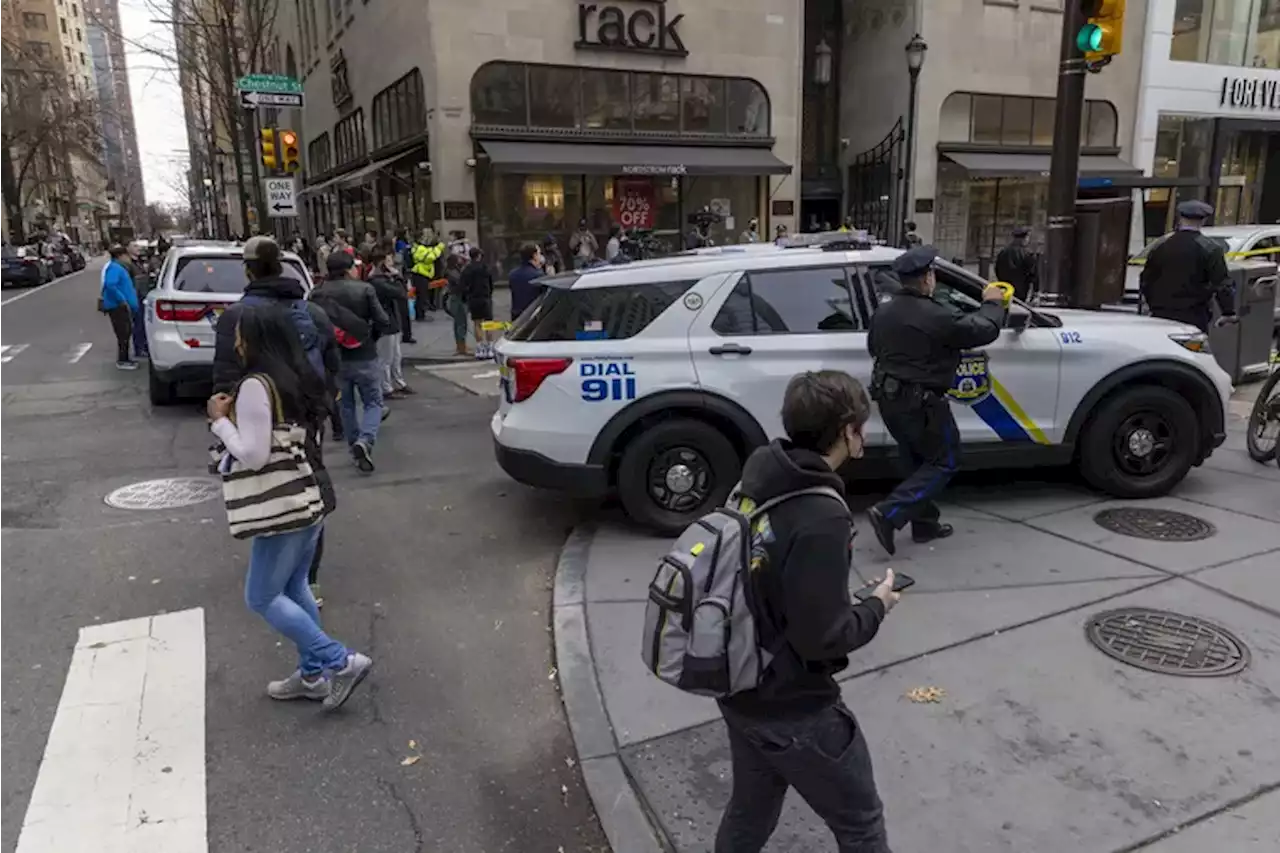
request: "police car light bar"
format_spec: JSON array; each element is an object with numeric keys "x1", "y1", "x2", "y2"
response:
[{"x1": 780, "y1": 230, "x2": 875, "y2": 251}]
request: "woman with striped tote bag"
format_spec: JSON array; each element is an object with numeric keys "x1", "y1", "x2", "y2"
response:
[{"x1": 208, "y1": 305, "x2": 372, "y2": 710}]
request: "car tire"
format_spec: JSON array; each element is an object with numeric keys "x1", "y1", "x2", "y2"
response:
[
  {"x1": 148, "y1": 363, "x2": 175, "y2": 406},
  {"x1": 616, "y1": 418, "x2": 741, "y2": 535},
  {"x1": 1078, "y1": 385, "x2": 1199, "y2": 498}
]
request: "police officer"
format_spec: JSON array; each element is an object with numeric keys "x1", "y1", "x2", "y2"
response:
[
  {"x1": 994, "y1": 226, "x2": 1038, "y2": 301},
  {"x1": 865, "y1": 246, "x2": 1008, "y2": 556},
  {"x1": 1140, "y1": 200, "x2": 1238, "y2": 332}
]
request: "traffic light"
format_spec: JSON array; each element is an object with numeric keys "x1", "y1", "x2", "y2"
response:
[
  {"x1": 1077, "y1": 0, "x2": 1125, "y2": 60},
  {"x1": 279, "y1": 129, "x2": 301, "y2": 173},
  {"x1": 260, "y1": 127, "x2": 278, "y2": 170}
]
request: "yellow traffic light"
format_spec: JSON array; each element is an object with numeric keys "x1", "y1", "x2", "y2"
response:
[
  {"x1": 1078, "y1": 0, "x2": 1124, "y2": 61},
  {"x1": 260, "y1": 127, "x2": 278, "y2": 170},
  {"x1": 279, "y1": 129, "x2": 301, "y2": 174}
]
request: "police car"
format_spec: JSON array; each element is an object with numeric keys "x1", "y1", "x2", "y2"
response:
[{"x1": 491, "y1": 236, "x2": 1233, "y2": 533}]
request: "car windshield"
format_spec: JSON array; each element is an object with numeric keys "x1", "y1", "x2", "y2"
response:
[
  {"x1": 1132, "y1": 233, "x2": 1231, "y2": 261},
  {"x1": 173, "y1": 256, "x2": 307, "y2": 293}
]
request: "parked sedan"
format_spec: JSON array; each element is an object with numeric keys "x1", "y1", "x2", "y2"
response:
[{"x1": 2, "y1": 246, "x2": 52, "y2": 287}]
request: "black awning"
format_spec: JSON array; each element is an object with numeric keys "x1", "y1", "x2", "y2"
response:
[
  {"x1": 478, "y1": 141, "x2": 792, "y2": 176},
  {"x1": 942, "y1": 151, "x2": 1141, "y2": 179}
]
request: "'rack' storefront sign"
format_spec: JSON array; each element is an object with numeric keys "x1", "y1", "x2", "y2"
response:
[
  {"x1": 1219, "y1": 75, "x2": 1280, "y2": 111},
  {"x1": 576, "y1": 0, "x2": 687, "y2": 57}
]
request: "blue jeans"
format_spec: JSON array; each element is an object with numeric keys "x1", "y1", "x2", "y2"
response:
[
  {"x1": 130, "y1": 305, "x2": 148, "y2": 356},
  {"x1": 339, "y1": 358, "x2": 384, "y2": 447},
  {"x1": 244, "y1": 523, "x2": 348, "y2": 675}
]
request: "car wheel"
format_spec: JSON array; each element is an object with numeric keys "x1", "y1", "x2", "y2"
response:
[
  {"x1": 1078, "y1": 385, "x2": 1199, "y2": 498},
  {"x1": 148, "y1": 363, "x2": 175, "y2": 405},
  {"x1": 616, "y1": 418, "x2": 741, "y2": 535}
]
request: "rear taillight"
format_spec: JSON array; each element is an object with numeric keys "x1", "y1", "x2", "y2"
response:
[
  {"x1": 155, "y1": 301, "x2": 211, "y2": 322},
  {"x1": 509, "y1": 357, "x2": 572, "y2": 403}
]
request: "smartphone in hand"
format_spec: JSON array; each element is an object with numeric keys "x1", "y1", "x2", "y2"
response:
[{"x1": 853, "y1": 572, "x2": 915, "y2": 602}]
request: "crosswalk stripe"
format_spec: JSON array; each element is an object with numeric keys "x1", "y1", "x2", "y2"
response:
[
  {"x1": 1, "y1": 343, "x2": 30, "y2": 363},
  {"x1": 16, "y1": 608, "x2": 208, "y2": 853},
  {"x1": 66, "y1": 343, "x2": 93, "y2": 363}
]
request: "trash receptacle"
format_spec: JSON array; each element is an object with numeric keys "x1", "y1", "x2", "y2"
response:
[{"x1": 1208, "y1": 260, "x2": 1277, "y2": 383}]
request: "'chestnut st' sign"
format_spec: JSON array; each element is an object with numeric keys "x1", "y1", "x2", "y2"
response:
[{"x1": 576, "y1": 0, "x2": 687, "y2": 58}]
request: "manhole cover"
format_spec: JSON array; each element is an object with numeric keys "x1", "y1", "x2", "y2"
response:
[
  {"x1": 104, "y1": 477, "x2": 221, "y2": 510},
  {"x1": 1093, "y1": 507, "x2": 1216, "y2": 541},
  {"x1": 1085, "y1": 608, "x2": 1249, "y2": 676}
]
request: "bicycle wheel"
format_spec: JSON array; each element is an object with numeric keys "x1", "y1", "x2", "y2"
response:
[{"x1": 1245, "y1": 369, "x2": 1280, "y2": 463}]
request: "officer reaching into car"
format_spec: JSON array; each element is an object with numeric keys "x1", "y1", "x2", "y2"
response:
[
  {"x1": 1139, "y1": 200, "x2": 1239, "y2": 333},
  {"x1": 994, "y1": 226, "x2": 1038, "y2": 301},
  {"x1": 865, "y1": 246, "x2": 1008, "y2": 556}
]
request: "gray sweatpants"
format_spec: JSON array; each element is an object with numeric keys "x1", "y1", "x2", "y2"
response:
[{"x1": 377, "y1": 334, "x2": 405, "y2": 393}]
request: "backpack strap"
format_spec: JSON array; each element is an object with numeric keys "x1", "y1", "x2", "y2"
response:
[
  {"x1": 234, "y1": 372, "x2": 284, "y2": 425},
  {"x1": 745, "y1": 485, "x2": 849, "y2": 521}
]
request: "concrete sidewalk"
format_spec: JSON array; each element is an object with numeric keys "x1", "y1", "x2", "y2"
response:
[
  {"x1": 552, "y1": 429, "x2": 1280, "y2": 852},
  {"x1": 401, "y1": 287, "x2": 512, "y2": 364}
]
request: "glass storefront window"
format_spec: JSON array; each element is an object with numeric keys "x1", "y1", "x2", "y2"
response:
[
  {"x1": 972, "y1": 95, "x2": 1003, "y2": 143},
  {"x1": 633, "y1": 73, "x2": 680, "y2": 133},
  {"x1": 530, "y1": 66, "x2": 580, "y2": 128},
  {"x1": 726, "y1": 79, "x2": 769, "y2": 136},
  {"x1": 472, "y1": 62, "x2": 527, "y2": 126},
  {"x1": 683, "y1": 175, "x2": 760, "y2": 245},
  {"x1": 1169, "y1": 0, "x2": 1280, "y2": 67},
  {"x1": 1031, "y1": 99, "x2": 1055, "y2": 145},
  {"x1": 681, "y1": 77, "x2": 726, "y2": 134},
  {"x1": 583, "y1": 71, "x2": 630, "y2": 130},
  {"x1": 1083, "y1": 102, "x2": 1118, "y2": 147},
  {"x1": 1000, "y1": 97, "x2": 1033, "y2": 145}
]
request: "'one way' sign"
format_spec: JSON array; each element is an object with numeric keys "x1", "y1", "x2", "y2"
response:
[{"x1": 265, "y1": 177, "x2": 297, "y2": 218}]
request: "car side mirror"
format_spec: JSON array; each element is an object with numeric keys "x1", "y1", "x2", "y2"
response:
[{"x1": 1006, "y1": 310, "x2": 1030, "y2": 332}]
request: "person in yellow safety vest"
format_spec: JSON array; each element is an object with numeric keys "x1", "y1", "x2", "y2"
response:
[{"x1": 410, "y1": 228, "x2": 445, "y2": 320}]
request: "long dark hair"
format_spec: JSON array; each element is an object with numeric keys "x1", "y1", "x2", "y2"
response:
[{"x1": 236, "y1": 304, "x2": 329, "y2": 427}]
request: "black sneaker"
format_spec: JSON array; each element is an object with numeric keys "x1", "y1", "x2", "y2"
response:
[
  {"x1": 912, "y1": 522, "x2": 954, "y2": 544},
  {"x1": 866, "y1": 506, "x2": 896, "y2": 556},
  {"x1": 352, "y1": 440, "x2": 375, "y2": 473}
]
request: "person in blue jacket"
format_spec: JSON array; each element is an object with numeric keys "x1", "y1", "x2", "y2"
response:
[{"x1": 100, "y1": 245, "x2": 140, "y2": 370}]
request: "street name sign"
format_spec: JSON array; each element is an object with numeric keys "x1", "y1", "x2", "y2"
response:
[
  {"x1": 239, "y1": 90, "x2": 304, "y2": 109},
  {"x1": 265, "y1": 177, "x2": 297, "y2": 217},
  {"x1": 237, "y1": 74, "x2": 302, "y2": 94}
]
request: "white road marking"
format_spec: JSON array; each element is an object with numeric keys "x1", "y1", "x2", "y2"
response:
[
  {"x1": 2, "y1": 343, "x2": 30, "y2": 363},
  {"x1": 66, "y1": 343, "x2": 93, "y2": 363},
  {"x1": 0, "y1": 264, "x2": 96, "y2": 306},
  {"x1": 16, "y1": 608, "x2": 207, "y2": 853}
]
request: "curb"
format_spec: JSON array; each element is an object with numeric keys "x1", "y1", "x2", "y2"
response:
[
  {"x1": 552, "y1": 524, "x2": 668, "y2": 853},
  {"x1": 402, "y1": 354, "x2": 478, "y2": 366}
]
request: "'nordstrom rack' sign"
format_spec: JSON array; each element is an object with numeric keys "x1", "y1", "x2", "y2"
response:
[
  {"x1": 1220, "y1": 75, "x2": 1280, "y2": 110},
  {"x1": 576, "y1": 0, "x2": 687, "y2": 58}
]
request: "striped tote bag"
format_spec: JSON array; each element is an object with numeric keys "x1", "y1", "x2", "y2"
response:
[{"x1": 213, "y1": 374, "x2": 326, "y2": 540}]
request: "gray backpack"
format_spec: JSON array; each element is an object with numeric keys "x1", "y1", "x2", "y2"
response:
[{"x1": 641, "y1": 485, "x2": 847, "y2": 698}]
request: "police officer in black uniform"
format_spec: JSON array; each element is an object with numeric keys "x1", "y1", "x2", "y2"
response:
[
  {"x1": 1139, "y1": 200, "x2": 1238, "y2": 333},
  {"x1": 994, "y1": 226, "x2": 1038, "y2": 301},
  {"x1": 865, "y1": 246, "x2": 1008, "y2": 556}
]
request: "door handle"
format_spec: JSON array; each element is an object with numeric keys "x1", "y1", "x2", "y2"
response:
[{"x1": 709, "y1": 343, "x2": 753, "y2": 356}]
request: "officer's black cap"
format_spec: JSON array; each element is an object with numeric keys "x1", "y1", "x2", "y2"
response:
[
  {"x1": 891, "y1": 245, "x2": 939, "y2": 277},
  {"x1": 1176, "y1": 199, "x2": 1214, "y2": 220},
  {"x1": 1011, "y1": 226, "x2": 1030, "y2": 237}
]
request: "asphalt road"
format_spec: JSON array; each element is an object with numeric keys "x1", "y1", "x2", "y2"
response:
[{"x1": 1, "y1": 264, "x2": 609, "y2": 852}]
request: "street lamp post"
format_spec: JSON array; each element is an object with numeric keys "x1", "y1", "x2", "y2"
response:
[
  {"x1": 813, "y1": 39, "x2": 833, "y2": 230},
  {"x1": 902, "y1": 34, "x2": 928, "y2": 247}
]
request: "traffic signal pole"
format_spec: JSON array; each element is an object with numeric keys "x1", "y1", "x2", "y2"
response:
[{"x1": 1043, "y1": 0, "x2": 1090, "y2": 307}]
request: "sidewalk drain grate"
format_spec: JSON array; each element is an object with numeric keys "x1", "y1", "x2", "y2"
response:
[
  {"x1": 1085, "y1": 608, "x2": 1249, "y2": 676},
  {"x1": 105, "y1": 477, "x2": 221, "y2": 510},
  {"x1": 1093, "y1": 507, "x2": 1216, "y2": 541}
]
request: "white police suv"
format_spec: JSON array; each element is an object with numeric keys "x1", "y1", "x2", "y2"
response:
[{"x1": 491, "y1": 236, "x2": 1233, "y2": 533}]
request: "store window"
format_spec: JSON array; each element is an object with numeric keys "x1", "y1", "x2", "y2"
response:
[
  {"x1": 939, "y1": 92, "x2": 1118, "y2": 148},
  {"x1": 683, "y1": 175, "x2": 761, "y2": 246},
  {"x1": 470, "y1": 62, "x2": 770, "y2": 138},
  {"x1": 308, "y1": 131, "x2": 332, "y2": 175},
  {"x1": 1170, "y1": 0, "x2": 1280, "y2": 67},
  {"x1": 334, "y1": 109, "x2": 366, "y2": 168},
  {"x1": 371, "y1": 68, "x2": 425, "y2": 150}
]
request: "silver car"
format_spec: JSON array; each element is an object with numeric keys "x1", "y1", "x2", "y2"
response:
[
  {"x1": 1125, "y1": 224, "x2": 1280, "y2": 304},
  {"x1": 143, "y1": 244, "x2": 313, "y2": 404}
]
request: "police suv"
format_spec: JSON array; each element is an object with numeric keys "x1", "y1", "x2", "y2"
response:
[{"x1": 491, "y1": 236, "x2": 1233, "y2": 533}]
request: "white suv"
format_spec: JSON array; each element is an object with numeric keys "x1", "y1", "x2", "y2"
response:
[
  {"x1": 491, "y1": 239, "x2": 1233, "y2": 533},
  {"x1": 144, "y1": 243, "x2": 312, "y2": 404}
]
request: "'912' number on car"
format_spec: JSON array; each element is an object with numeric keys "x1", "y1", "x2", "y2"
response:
[
  {"x1": 1060, "y1": 330, "x2": 1083, "y2": 344},
  {"x1": 581, "y1": 361, "x2": 637, "y2": 402}
]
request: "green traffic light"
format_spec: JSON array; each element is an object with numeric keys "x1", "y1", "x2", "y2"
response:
[{"x1": 1077, "y1": 24, "x2": 1104, "y2": 52}]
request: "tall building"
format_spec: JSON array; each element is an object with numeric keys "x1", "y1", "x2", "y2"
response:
[{"x1": 83, "y1": 0, "x2": 146, "y2": 233}]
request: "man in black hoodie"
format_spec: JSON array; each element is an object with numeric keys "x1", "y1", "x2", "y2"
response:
[{"x1": 717, "y1": 370, "x2": 900, "y2": 853}]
